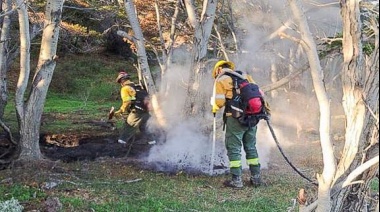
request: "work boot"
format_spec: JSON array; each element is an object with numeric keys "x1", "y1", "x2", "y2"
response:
[
  {"x1": 249, "y1": 164, "x2": 262, "y2": 187},
  {"x1": 250, "y1": 174, "x2": 262, "y2": 188},
  {"x1": 117, "y1": 139, "x2": 127, "y2": 144},
  {"x1": 223, "y1": 175, "x2": 243, "y2": 189}
]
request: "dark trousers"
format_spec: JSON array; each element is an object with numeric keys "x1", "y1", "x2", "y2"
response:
[
  {"x1": 225, "y1": 116, "x2": 259, "y2": 176},
  {"x1": 119, "y1": 109, "x2": 150, "y2": 142}
]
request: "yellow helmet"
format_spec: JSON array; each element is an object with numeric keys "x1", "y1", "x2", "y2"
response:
[
  {"x1": 116, "y1": 71, "x2": 130, "y2": 83},
  {"x1": 212, "y1": 60, "x2": 235, "y2": 78}
]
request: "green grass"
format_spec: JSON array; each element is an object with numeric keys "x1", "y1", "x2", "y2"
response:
[
  {"x1": 370, "y1": 178, "x2": 379, "y2": 192},
  {"x1": 3, "y1": 53, "x2": 125, "y2": 133},
  {"x1": 0, "y1": 184, "x2": 46, "y2": 202},
  {"x1": 0, "y1": 162, "x2": 304, "y2": 211}
]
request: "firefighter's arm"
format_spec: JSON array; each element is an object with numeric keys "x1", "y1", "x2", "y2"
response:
[
  {"x1": 264, "y1": 100, "x2": 271, "y2": 115},
  {"x1": 211, "y1": 80, "x2": 227, "y2": 113},
  {"x1": 115, "y1": 86, "x2": 136, "y2": 116}
]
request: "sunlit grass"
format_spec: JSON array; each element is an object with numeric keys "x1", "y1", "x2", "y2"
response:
[{"x1": 0, "y1": 161, "x2": 304, "y2": 211}]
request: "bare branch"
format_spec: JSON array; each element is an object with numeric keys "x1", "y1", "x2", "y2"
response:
[
  {"x1": 117, "y1": 30, "x2": 137, "y2": 44},
  {"x1": 308, "y1": 1, "x2": 340, "y2": 7},
  {"x1": 0, "y1": 119, "x2": 17, "y2": 145},
  {"x1": 342, "y1": 156, "x2": 379, "y2": 188},
  {"x1": 261, "y1": 63, "x2": 309, "y2": 92},
  {"x1": 278, "y1": 32, "x2": 308, "y2": 48},
  {"x1": 319, "y1": 37, "x2": 343, "y2": 45},
  {"x1": 299, "y1": 200, "x2": 318, "y2": 212},
  {"x1": 213, "y1": 24, "x2": 229, "y2": 60},
  {"x1": 62, "y1": 6, "x2": 96, "y2": 11}
]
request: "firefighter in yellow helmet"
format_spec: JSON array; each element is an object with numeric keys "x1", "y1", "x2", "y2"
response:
[
  {"x1": 113, "y1": 71, "x2": 152, "y2": 145},
  {"x1": 210, "y1": 60, "x2": 263, "y2": 188}
]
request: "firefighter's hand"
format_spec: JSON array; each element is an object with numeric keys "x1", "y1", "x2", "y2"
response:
[
  {"x1": 108, "y1": 107, "x2": 115, "y2": 120},
  {"x1": 264, "y1": 101, "x2": 271, "y2": 115},
  {"x1": 114, "y1": 110, "x2": 122, "y2": 118},
  {"x1": 212, "y1": 104, "x2": 219, "y2": 113}
]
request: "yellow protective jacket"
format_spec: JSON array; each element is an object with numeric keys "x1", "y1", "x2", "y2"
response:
[
  {"x1": 118, "y1": 80, "x2": 136, "y2": 113},
  {"x1": 211, "y1": 69, "x2": 255, "y2": 115}
]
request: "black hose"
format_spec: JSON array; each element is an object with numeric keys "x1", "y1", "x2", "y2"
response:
[{"x1": 265, "y1": 119, "x2": 318, "y2": 186}]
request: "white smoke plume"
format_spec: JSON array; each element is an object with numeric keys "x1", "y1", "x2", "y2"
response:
[{"x1": 143, "y1": 0, "x2": 342, "y2": 175}]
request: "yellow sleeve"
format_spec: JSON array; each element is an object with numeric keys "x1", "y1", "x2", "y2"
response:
[
  {"x1": 215, "y1": 77, "x2": 234, "y2": 108},
  {"x1": 119, "y1": 85, "x2": 136, "y2": 112},
  {"x1": 246, "y1": 75, "x2": 256, "y2": 83},
  {"x1": 214, "y1": 81, "x2": 226, "y2": 109}
]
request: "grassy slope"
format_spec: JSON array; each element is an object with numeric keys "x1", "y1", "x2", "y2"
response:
[
  {"x1": 1, "y1": 53, "x2": 378, "y2": 211},
  {"x1": 0, "y1": 52, "x2": 306, "y2": 211}
]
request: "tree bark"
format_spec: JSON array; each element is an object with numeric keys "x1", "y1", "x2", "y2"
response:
[
  {"x1": 184, "y1": 0, "x2": 218, "y2": 116},
  {"x1": 184, "y1": 0, "x2": 197, "y2": 29},
  {"x1": 330, "y1": 1, "x2": 379, "y2": 211},
  {"x1": 288, "y1": 0, "x2": 335, "y2": 211},
  {"x1": 0, "y1": 0, "x2": 12, "y2": 118},
  {"x1": 16, "y1": 0, "x2": 65, "y2": 160},
  {"x1": 120, "y1": 0, "x2": 167, "y2": 128}
]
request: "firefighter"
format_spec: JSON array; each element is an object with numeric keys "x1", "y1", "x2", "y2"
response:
[
  {"x1": 210, "y1": 60, "x2": 263, "y2": 188},
  {"x1": 113, "y1": 71, "x2": 152, "y2": 145}
]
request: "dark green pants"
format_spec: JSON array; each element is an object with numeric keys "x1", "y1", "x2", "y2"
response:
[
  {"x1": 119, "y1": 109, "x2": 150, "y2": 142},
  {"x1": 225, "y1": 116, "x2": 260, "y2": 176}
]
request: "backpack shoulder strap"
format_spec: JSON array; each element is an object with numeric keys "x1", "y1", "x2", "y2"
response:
[{"x1": 219, "y1": 69, "x2": 245, "y2": 80}]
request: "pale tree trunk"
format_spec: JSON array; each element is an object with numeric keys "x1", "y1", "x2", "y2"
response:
[
  {"x1": 270, "y1": 59, "x2": 278, "y2": 98},
  {"x1": 184, "y1": 0, "x2": 197, "y2": 29},
  {"x1": 184, "y1": 0, "x2": 218, "y2": 116},
  {"x1": 154, "y1": 0, "x2": 180, "y2": 95},
  {"x1": 330, "y1": 1, "x2": 379, "y2": 211},
  {"x1": 119, "y1": 0, "x2": 166, "y2": 128},
  {"x1": 0, "y1": 0, "x2": 12, "y2": 118},
  {"x1": 122, "y1": 0, "x2": 156, "y2": 94},
  {"x1": 288, "y1": 0, "x2": 336, "y2": 211},
  {"x1": 16, "y1": 0, "x2": 65, "y2": 160}
]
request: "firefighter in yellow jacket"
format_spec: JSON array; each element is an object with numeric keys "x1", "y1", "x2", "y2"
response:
[
  {"x1": 114, "y1": 71, "x2": 151, "y2": 144},
  {"x1": 211, "y1": 60, "x2": 263, "y2": 188}
]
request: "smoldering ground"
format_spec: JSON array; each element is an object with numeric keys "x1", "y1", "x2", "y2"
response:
[
  {"x1": 39, "y1": 0, "x2": 344, "y2": 177},
  {"x1": 139, "y1": 0, "x2": 343, "y2": 175}
]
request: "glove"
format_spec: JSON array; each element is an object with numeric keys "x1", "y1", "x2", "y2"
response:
[
  {"x1": 212, "y1": 104, "x2": 219, "y2": 114},
  {"x1": 108, "y1": 106, "x2": 115, "y2": 120},
  {"x1": 114, "y1": 110, "x2": 122, "y2": 118},
  {"x1": 264, "y1": 100, "x2": 271, "y2": 115}
]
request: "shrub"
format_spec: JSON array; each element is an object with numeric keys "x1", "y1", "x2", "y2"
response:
[{"x1": 0, "y1": 198, "x2": 24, "y2": 212}]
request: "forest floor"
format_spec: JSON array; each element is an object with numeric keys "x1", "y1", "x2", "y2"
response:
[{"x1": 1, "y1": 113, "x2": 365, "y2": 211}]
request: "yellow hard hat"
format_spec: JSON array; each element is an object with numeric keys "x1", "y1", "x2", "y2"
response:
[
  {"x1": 212, "y1": 60, "x2": 235, "y2": 78},
  {"x1": 116, "y1": 71, "x2": 130, "y2": 83}
]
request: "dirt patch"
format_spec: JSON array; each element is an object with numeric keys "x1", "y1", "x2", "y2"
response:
[{"x1": 40, "y1": 132, "x2": 154, "y2": 162}]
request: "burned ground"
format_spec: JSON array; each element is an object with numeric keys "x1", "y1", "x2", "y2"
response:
[
  {"x1": 40, "y1": 132, "x2": 152, "y2": 162},
  {"x1": 0, "y1": 118, "x2": 158, "y2": 170}
]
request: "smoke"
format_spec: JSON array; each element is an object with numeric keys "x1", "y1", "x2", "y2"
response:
[
  {"x1": 145, "y1": 58, "x2": 220, "y2": 174},
  {"x1": 142, "y1": 0, "x2": 343, "y2": 175},
  {"x1": 147, "y1": 119, "x2": 211, "y2": 173}
]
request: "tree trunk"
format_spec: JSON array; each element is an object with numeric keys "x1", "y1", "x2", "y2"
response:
[
  {"x1": 120, "y1": 0, "x2": 167, "y2": 128},
  {"x1": 330, "y1": 1, "x2": 379, "y2": 211},
  {"x1": 0, "y1": 0, "x2": 12, "y2": 118},
  {"x1": 184, "y1": 0, "x2": 197, "y2": 29},
  {"x1": 184, "y1": 0, "x2": 218, "y2": 116},
  {"x1": 288, "y1": 0, "x2": 336, "y2": 211},
  {"x1": 123, "y1": 0, "x2": 156, "y2": 94},
  {"x1": 270, "y1": 59, "x2": 278, "y2": 98},
  {"x1": 16, "y1": 0, "x2": 65, "y2": 160}
]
